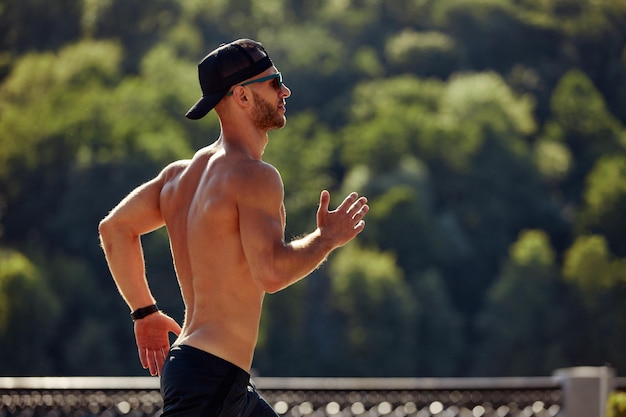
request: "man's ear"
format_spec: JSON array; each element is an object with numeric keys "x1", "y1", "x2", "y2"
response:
[{"x1": 231, "y1": 86, "x2": 250, "y2": 106}]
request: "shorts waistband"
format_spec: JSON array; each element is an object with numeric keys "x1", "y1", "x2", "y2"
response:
[{"x1": 168, "y1": 345, "x2": 251, "y2": 386}]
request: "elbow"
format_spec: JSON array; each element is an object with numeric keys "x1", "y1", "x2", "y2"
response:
[
  {"x1": 98, "y1": 216, "x2": 113, "y2": 248},
  {"x1": 98, "y1": 214, "x2": 115, "y2": 237},
  {"x1": 249, "y1": 247, "x2": 313, "y2": 294},
  {"x1": 264, "y1": 281, "x2": 284, "y2": 294},
  {"x1": 254, "y1": 268, "x2": 290, "y2": 294},
  {"x1": 98, "y1": 214, "x2": 124, "y2": 249},
  {"x1": 256, "y1": 273, "x2": 284, "y2": 294},
  {"x1": 258, "y1": 268, "x2": 309, "y2": 294}
]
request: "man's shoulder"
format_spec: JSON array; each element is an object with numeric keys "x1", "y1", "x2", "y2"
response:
[
  {"x1": 159, "y1": 159, "x2": 191, "y2": 181},
  {"x1": 221, "y1": 159, "x2": 283, "y2": 204},
  {"x1": 233, "y1": 158, "x2": 281, "y2": 184},
  {"x1": 166, "y1": 159, "x2": 192, "y2": 171},
  {"x1": 160, "y1": 142, "x2": 223, "y2": 180}
]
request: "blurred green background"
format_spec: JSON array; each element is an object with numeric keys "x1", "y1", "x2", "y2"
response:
[{"x1": 1, "y1": 0, "x2": 625, "y2": 378}]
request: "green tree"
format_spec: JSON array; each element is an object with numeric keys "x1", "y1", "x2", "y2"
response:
[
  {"x1": 340, "y1": 75, "x2": 444, "y2": 172},
  {"x1": 253, "y1": 276, "x2": 310, "y2": 376},
  {"x1": 431, "y1": 0, "x2": 551, "y2": 74},
  {"x1": 44, "y1": 254, "x2": 135, "y2": 375},
  {"x1": 0, "y1": 249, "x2": 61, "y2": 375},
  {"x1": 328, "y1": 244, "x2": 417, "y2": 376},
  {"x1": 0, "y1": 0, "x2": 82, "y2": 53},
  {"x1": 432, "y1": 72, "x2": 563, "y2": 317},
  {"x1": 473, "y1": 230, "x2": 569, "y2": 376},
  {"x1": 547, "y1": 69, "x2": 625, "y2": 202},
  {"x1": 0, "y1": 0, "x2": 625, "y2": 377},
  {"x1": 385, "y1": 29, "x2": 458, "y2": 78},
  {"x1": 411, "y1": 269, "x2": 465, "y2": 376},
  {"x1": 0, "y1": 40, "x2": 125, "y2": 247},
  {"x1": 82, "y1": 0, "x2": 182, "y2": 71},
  {"x1": 0, "y1": 40, "x2": 196, "y2": 250},
  {"x1": 563, "y1": 235, "x2": 626, "y2": 304},
  {"x1": 352, "y1": 157, "x2": 438, "y2": 274},
  {"x1": 562, "y1": 235, "x2": 626, "y2": 369},
  {"x1": 577, "y1": 155, "x2": 626, "y2": 256}
]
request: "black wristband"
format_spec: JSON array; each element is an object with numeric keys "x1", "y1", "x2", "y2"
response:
[{"x1": 131, "y1": 304, "x2": 159, "y2": 321}]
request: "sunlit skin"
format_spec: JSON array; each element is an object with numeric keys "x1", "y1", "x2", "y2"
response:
[{"x1": 99, "y1": 66, "x2": 369, "y2": 376}]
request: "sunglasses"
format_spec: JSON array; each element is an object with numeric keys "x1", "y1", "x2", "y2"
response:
[{"x1": 227, "y1": 73, "x2": 283, "y2": 96}]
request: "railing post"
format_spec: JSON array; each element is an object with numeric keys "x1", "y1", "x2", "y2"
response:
[{"x1": 554, "y1": 366, "x2": 615, "y2": 417}]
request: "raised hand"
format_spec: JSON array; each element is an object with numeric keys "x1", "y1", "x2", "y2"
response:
[{"x1": 316, "y1": 190, "x2": 369, "y2": 248}]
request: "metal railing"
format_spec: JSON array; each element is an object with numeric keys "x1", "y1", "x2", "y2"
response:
[{"x1": 1, "y1": 367, "x2": 623, "y2": 417}]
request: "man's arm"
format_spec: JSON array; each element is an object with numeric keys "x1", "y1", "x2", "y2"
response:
[
  {"x1": 98, "y1": 168, "x2": 181, "y2": 376},
  {"x1": 99, "y1": 174, "x2": 166, "y2": 309},
  {"x1": 238, "y1": 162, "x2": 368, "y2": 293}
]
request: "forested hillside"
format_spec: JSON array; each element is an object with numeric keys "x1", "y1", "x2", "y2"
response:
[{"x1": 1, "y1": 0, "x2": 625, "y2": 377}]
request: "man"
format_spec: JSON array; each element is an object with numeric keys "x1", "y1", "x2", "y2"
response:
[{"x1": 98, "y1": 39, "x2": 368, "y2": 416}]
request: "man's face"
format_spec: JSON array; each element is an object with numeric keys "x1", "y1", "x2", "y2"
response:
[{"x1": 251, "y1": 89, "x2": 286, "y2": 131}]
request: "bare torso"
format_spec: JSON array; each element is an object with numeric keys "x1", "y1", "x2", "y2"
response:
[
  {"x1": 158, "y1": 139, "x2": 274, "y2": 371},
  {"x1": 99, "y1": 62, "x2": 367, "y2": 378}
]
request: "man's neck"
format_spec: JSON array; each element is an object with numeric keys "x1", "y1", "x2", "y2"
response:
[{"x1": 221, "y1": 128, "x2": 268, "y2": 161}]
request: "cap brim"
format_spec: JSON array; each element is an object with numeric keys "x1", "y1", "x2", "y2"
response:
[{"x1": 185, "y1": 91, "x2": 226, "y2": 120}]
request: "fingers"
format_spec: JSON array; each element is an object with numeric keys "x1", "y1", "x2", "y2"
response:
[
  {"x1": 327, "y1": 191, "x2": 368, "y2": 215},
  {"x1": 317, "y1": 190, "x2": 331, "y2": 225},
  {"x1": 335, "y1": 192, "x2": 358, "y2": 212},
  {"x1": 147, "y1": 350, "x2": 158, "y2": 376},
  {"x1": 155, "y1": 348, "x2": 166, "y2": 376},
  {"x1": 319, "y1": 190, "x2": 330, "y2": 212},
  {"x1": 134, "y1": 313, "x2": 181, "y2": 376},
  {"x1": 347, "y1": 197, "x2": 368, "y2": 219},
  {"x1": 338, "y1": 193, "x2": 368, "y2": 229},
  {"x1": 349, "y1": 204, "x2": 368, "y2": 234},
  {"x1": 321, "y1": 191, "x2": 369, "y2": 224},
  {"x1": 317, "y1": 190, "x2": 369, "y2": 242},
  {"x1": 141, "y1": 347, "x2": 166, "y2": 376},
  {"x1": 138, "y1": 346, "x2": 149, "y2": 370}
]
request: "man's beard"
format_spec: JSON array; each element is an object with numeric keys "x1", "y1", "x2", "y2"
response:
[{"x1": 251, "y1": 90, "x2": 285, "y2": 131}]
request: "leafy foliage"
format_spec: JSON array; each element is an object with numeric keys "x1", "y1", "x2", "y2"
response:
[
  {"x1": 474, "y1": 230, "x2": 569, "y2": 376},
  {"x1": 608, "y1": 392, "x2": 626, "y2": 417},
  {"x1": 0, "y1": 0, "x2": 625, "y2": 377}
]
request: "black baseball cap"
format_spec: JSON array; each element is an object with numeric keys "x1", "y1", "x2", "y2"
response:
[{"x1": 185, "y1": 39, "x2": 274, "y2": 120}]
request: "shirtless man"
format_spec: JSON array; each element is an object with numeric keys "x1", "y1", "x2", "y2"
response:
[{"x1": 99, "y1": 39, "x2": 368, "y2": 416}]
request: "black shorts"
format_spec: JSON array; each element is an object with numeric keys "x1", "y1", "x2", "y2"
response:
[{"x1": 161, "y1": 345, "x2": 278, "y2": 417}]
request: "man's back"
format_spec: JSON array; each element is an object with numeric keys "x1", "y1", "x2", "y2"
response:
[{"x1": 159, "y1": 140, "x2": 271, "y2": 371}]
